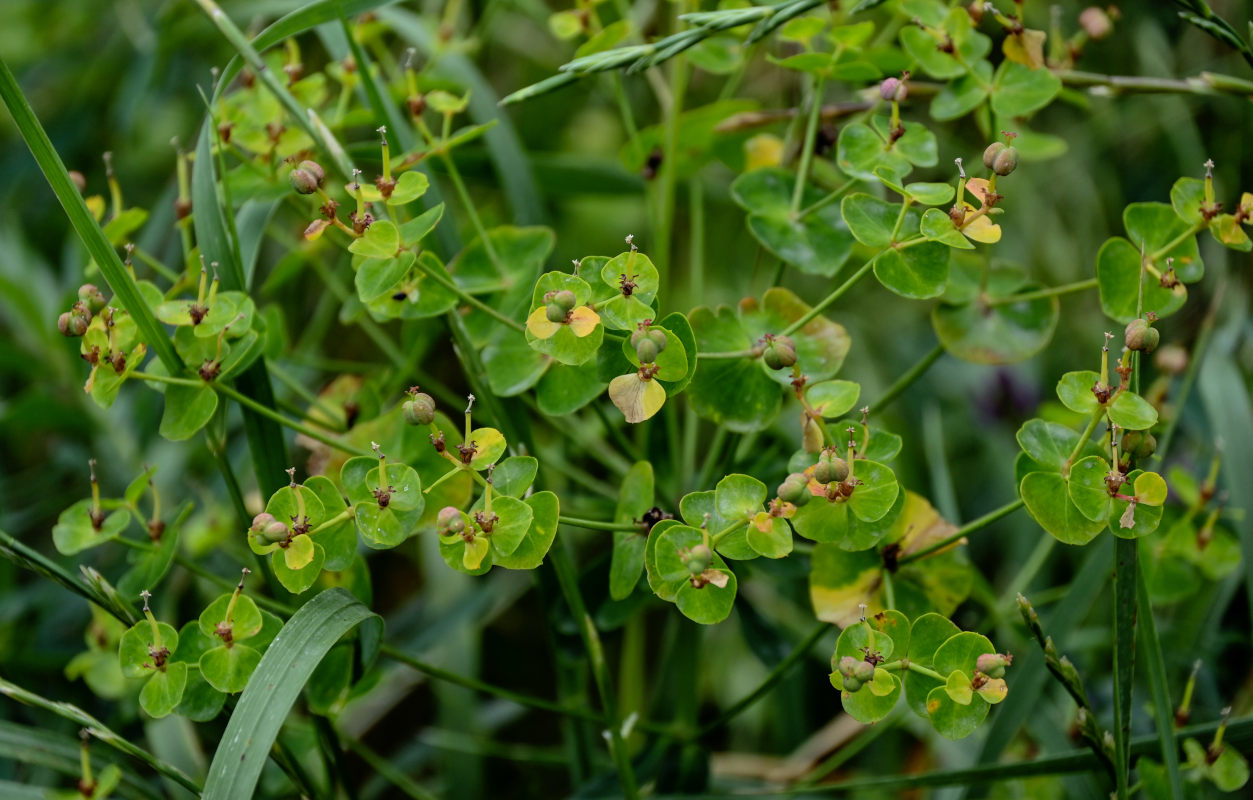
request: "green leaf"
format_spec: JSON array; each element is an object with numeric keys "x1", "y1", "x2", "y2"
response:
[
  {"x1": 807, "y1": 380, "x2": 861, "y2": 418},
  {"x1": 680, "y1": 491, "x2": 755, "y2": 561},
  {"x1": 1096, "y1": 236, "x2": 1186, "y2": 324},
  {"x1": 493, "y1": 491, "x2": 560, "y2": 570},
  {"x1": 871, "y1": 116, "x2": 938, "y2": 167},
  {"x1": 1020, "y1": 471, "x2": 1106, "y2": 545},
  {"x1": 202, "y1": 588, "x2": 381, "y2": 800},
  {"x1": 790, "y1": 465, "x2": 902, "y2": 550},
  {"x1": 199, "y1": 644, "x2": 261, "y2": 694},
  {"x1": 932, "y1": 630, "x2": 995, "y2": 676},
  {"x1": 740, "y1": 287, "x2": 852, "y2": 386},
  {"x1": 1124, "y1": 203, "x2": 1204, "y2": 282},
  {"x1": 875, "y1": 242, "x2": 949, "y2": 299},
  {"x1": 537, "y1": 362, "x2": 605, "y2": 415},
  {"x1": 158, "y1": 382, "x2": 219, "y2": 441},
  {"x1": 139, "y1": 663, "x2": 188, "y2": 719},
  {"x1": 900, "y1": 26, "x2": 964, "y2": 79},
  {"x1": 945, "y1": 669, "x2": 973, "y2": 705},
  {"x1": 905, "y1": 183, "x2": 956, "y2": 207},
  {"x1": 355, "y1": 252, "x2": 417, "y2": 303},
  {"x1": 835, "y1": 122, "x2": 909, "y2": 182},
  {"x1": 1015, "y1": 418, "x2": 1099, "y2": 471},
  {"x1": 932, "y1": 292, "x2": 1058, "y2": 364},
  {"x1": 353, "y1": 503, "x2": 417, "y2": 549},
  {"x1": 483, "y1": 332, "x2": 549, "y2": 396},
  {"x1": 675, "y1": 567, "x2": 737, "y2": 624},
  {"x1": 715, "y1": 473, "x2": 767, "y2": 521},
  {"x1": 271, "y1": 541, "x2": 325, "y2": 593},
  {"x1": 1169, "y1": 177, "x2": 1206, "y2": 225},
  {"x1": 489, "y1": 456, "x2": 539, "y2": 498},
  {"x1": 731, "y1": 168, "x2": 855, "y2": 276},
  {"x1": 52, "y1": 500, "x2": 129, "y2": 556},
  {"x1": 119, "y1": 621, "x2": 180, "y2": 678},
  {"x1": 920, "y1": 208, "x2": 974, "y2": 249},
  {"x1": 610, "y1": 462, "x2": 654, "y2": 600},
  {"x1": 904, "y1": 613, "x2": 960, "y2": 717},
  {"x1": 841, "y1": 193, "x2": 901, "y2": 248},
  {"x1": 484, "y1": 496, "x2": 534, "y2": 557},
  {"x1": 386, "y1": 170, "x2": 430, "y2": 205},
  {"x1": 688, "y1": 305, "x2": 781, "y2": 432},
  {"x1": 347, "y1": 219, "x2": 401, "y2": 259},
  {"x1": 621, "y1": 327, "x2": 689, "y2": 384},
  {"x1": 931, "y1": 62, "x2": 992, "y2": 121},
  {"x1": 467, "y1": 427, "x2": 508, "y2": 469},
  {"x1": 198, "y1": 594, "x2": 264, "y2": 642},
  {"x1": 399, "y1": 202, "x2": 444, "y2": 245},
  {"x1": 1134, "y1": 472, "x2": 1167, "y2": 505},
  {"x1": 1068, "y1": 455, "x2": 1113, "y2": 522},
  {"x1": 925, "y1": 682, "x2": 988, "y2": 739},
  {"x1": 848, "y1": 460, "x2": 901, "y2": 522},
  {"x1": 366, "y1": 462, "x2": 423, "y2": 512},
  {"x1": 746, "y1": 516, "x2": 793, "y2": 558},
  {"x1": 991, "y1": 60, "x2": 1061, "y2": 118},
  {"x1": 304, "y1": 476, "x2": 357, "y2": 572},
  {"x1": 1056, "y1": 370, "x2": 1101, "y2": 415},
  {"x1": 1108, "y1": 391, "x2": 1159, "y2": 430}
]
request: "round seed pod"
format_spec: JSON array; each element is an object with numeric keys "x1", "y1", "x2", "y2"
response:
[
  {"x1": 634, "y1": 337, "x2": 660, "y2": 364},
  {"x1": 552, "y1": 290, "x2": 577, "y2": 311},
  {"x1": 545, "y1": 302, "x2": 569, "y2": 323},
  {"x1": 403, "y1": 392, "x2": 436, "y2": 425},
  {"x1": 1124, "y1": 318, "x2": 1160, "y2": 353},
  {"x1": 289, "y1": 168, "x2": 319, "y2": 195},
  {"x1": 813, "y1": 451, "x2": 850, "y2": 485}
]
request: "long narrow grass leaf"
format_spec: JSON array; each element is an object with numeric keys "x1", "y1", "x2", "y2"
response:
[
  {"x1": 1136, "y1": 559, "x2": 1184, "y2": 796},
  {"x1": 202, "y1": 588, "x2": 381, "y2": 800}
]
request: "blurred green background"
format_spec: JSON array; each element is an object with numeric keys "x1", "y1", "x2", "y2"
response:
[{"x1": 1, "y1": 0, "x2": 1251, "y2": 797}]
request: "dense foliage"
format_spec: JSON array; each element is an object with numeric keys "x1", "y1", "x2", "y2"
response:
[{"x1": 1, "y1": 0, "x2": 1252, "y2": 798}]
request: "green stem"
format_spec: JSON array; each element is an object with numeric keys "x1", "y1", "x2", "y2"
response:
[
  {"x1": 782, "y1": 256, "x2": 877, "y2": 336},
  {"x1": 1148, "y1": 221, "x2": 1205, "y2": 263},
  {"x1": 411, "y1": 252, "x2": 524, "y2": 333},
  {"x1": 696, "y1": 348, "x2": 761, "y2": 360},
  {"x1": 905, "y1": 662, "x2": 945, "y2": 681},
  {"x1": 548, "y1": 545, "x2": 640, "y2": 800},
  {"x1": 559, "y1": 515, "x2": 640, "y2": 532},
  {"x1": 798, "y1": 178, "x2": 857, "y2": 220},
  {"x1": 868, "y1": 343, "x2": 944, "y2": 415},
  {"x1": 340, "y1": 731, "x2": 439, "y2": 800},
  {"x1": 693, "y1": 622, "x2": 828, "y2": 738},
  {"x1": 897, "y1": 498, "x2": 1024, "y2": 566},
  {"x1": 216, "y1": 383, "x2": 372, "y2": 458},
  {"x1": 984, "y1": 278, "x2": 1099, "y2": 306},
  {"x1": 440, "y1": 154, "x2": 505, "y2": 272},
  {"x1": 1057, "y1": 68, "x2": 1253, "y2": 96},
  {"x1": 790, "y1": 76, "x2": 827, "y2": 213},
  {"x1": 1112, "y1": 536, "x2": 1138, "y2": 799},
  {"x1": 654, "y1": 0, "x2": 689, "y2": 271},
  {"x1": 1062, "y1": 410, "x2": 1104, "y2": 477}
]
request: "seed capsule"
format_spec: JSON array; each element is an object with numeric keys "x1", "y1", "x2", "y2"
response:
[
  {"x1": 289, "y1": 168, "x2": 319, "y2": 195},
  {"x1": 403, "y1": 392, "x2": 436, "y2": 425},
  {"x1": 647, "y1": 329, "x2": 668, "y2": 351},
  {"x1": 437, "y1": 506, "x2": 465, "y2": 535},
  {"x1": 635, "y1": 337, "x2": 660, "y2": 364},
  {"x1": 851, "y1": 660, "x2": 875, "y2": 682},
  {"x1": 762, "y1": 335, "x2": 797, "y2": 370},
  {"x1": 551, "y1": 290, "x2": 577, "y2": 311},
  {"x1": 58, "y1": 311, "x2": 88, "y2": 337},
  {"x1": 297, "y1": 160, "x2": 326, "y2": 188},
  {"x1": 78, "y1": 284, "x2": 106, "y2": 313},
  {"x1": 879, "y1": 76, "x2": 907, "y2": 103},
  {"x1": 777, "y1": 473, "x2": 810, "y2": 506},
  {"x1": 983, "y1": 142, "x2": 1006, "y2": 171},
  {"x1": 1124, "y1": 318, "x2": 1159, "y2": 353},
  {"x1": 685, "y1": 543, "x2": 712, "y2": 575},
  {"x1": 991, "y1": 145, "x2": 1018, "y2": 176},
  {"x1": 545, "y1": 302, "x2": 569, "y2": 323},
  {"x1": 813, "y1": 451, "x2": 849, "y2": 485},
  {"x1": 1120, "y1": 430, "x2": 1157, "y2": 461},
  {"x1": 976, "y1": 652, "x2": 1010, "y2": 679}
]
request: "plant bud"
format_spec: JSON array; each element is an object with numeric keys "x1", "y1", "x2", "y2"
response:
[
  {"x1": 262, "y1": 520, "x2": 290, "y2": 542},
  {"x1": 647, "y1": 329, "x2": 668, "y2": 351},
  {"x1": 629, "y1": 326, "x2": 649, "y2": 348},
  {"x1": 762, "y1": 335, "x2": 797, "y2": 370},
  {"x1": 1154, "y1": 344, "x2": 1188, "y2": 375},
  {"x1": 437, "y1": 506, "x2": 465, "y2": 534},
  {"x1": 813, "y1": 451, "x2": 849, "y2": 485},
  {"x1": 1124, "y1": 318, "x2": 1159, "y2": 353},
  {"x1": 879, "y1": 76, "x2": 907, "y2": 103},
  {"x1": 777, "y1": 473, "x2": 810, "y2": 506},
  {"x1": 851, "y1": 660, "x2": 875, "y2": 682},
  {"x1": 545, "y1": 302, "x2": 569, "y2": 323},
  {"x1": 289, "y1": 168, "x2": 319, "y2": 195},
  {"x1": 58, "y1": 310, "x2": 88, "y2": 337},
  {"x1": 78, "y1": 284, "x2": 106, "y2": 313},
  {"x1": 838, "y1": 656, "x2": 860, "y2": 676},
  {"x1": 297, "y1": 160, "x2": 326, "y2": 188},
  {"x1": 842, "y1": 675, "x2": 864, "y2": 693},
  {"x1": 1079, "y1": 7, "x2": 1112, "y2": 40},
  {"x1": 685, "y1": 544, "x2": 712, "y2": 575},
  {"x1": 991, "y1": 145, "x2": 1019, "y2": 176},
  {"x1": 403, "y1": 392, "x2": 436, "y2": 425},
  {"x1": 250, "y1": 512, "x2": 277, "y2": 532},
  {"x1": 552, "y1": 289, "x2": 577, "y2": 311},
  {"x1": 634, "y1": 337, "x2": 660, "y2": 364},
  {"x1": 983, "y1": 142, "x2": 1006, "y2": 171},
  {"x1": 976, "y1": 652, "x2": 1010, "y2": 679},
  {"x1": 1120, "y1": 430, "x2": 1156, "y2": 461}
]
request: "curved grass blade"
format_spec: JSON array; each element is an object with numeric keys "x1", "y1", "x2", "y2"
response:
[
  {"x1": 0, "y1": 528, "x2": 136, "y2": 626},
  {"x1": 0, "y1": 676, "x2": 201, "y2": 795},
  {"x1": 0, "y1": 721, "x2": 160, "y2": 800},
  {"x1": 202, "y1": 588, "x2": 382, "y2": 800}
]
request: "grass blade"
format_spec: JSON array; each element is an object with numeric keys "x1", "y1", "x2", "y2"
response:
[
  {"x1": 0, "y1": 58, "x2": 181, "y2": 373},
  {"x1": 1112, "y1": 536, "x2": 1138, "y2": 798},
  {"x1": 202, "y1": 587, "x2": 381, "y2": 800},
  {"x1": 0, "y1": 676, "x2": 201, "y2": 795},
  {"x1": 0, "y1": 721, "x2": 161, "y2": 800},
  {"x1": 0, "y1": 528, "x2": 136, "y2": 626},
  {"x1": 1136, "y1": 556, "x2": 1184, "y2": 795}
]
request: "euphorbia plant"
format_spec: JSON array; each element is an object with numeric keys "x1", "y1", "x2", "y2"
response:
[{"x1": 2, "y1": 1, "x2": 1252, "y2": 798}]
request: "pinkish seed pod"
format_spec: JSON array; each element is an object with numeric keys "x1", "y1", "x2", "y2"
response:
[
  {"x1": 647, "y1": 329, "x2": 668, "y2": 352},
  {"x1": 991, "y1": 146, "x2": 1019, "y2": 176},
  {"x1": 1124, "y1": 318, "x2": 1159, "y2": 353},
  {"x1": 777, "y1": 473, "x2": 810, "y2": 506},
  {"x1": 813, "y1": 451, "x2": 849, "y2": 485},
  {"x1": 1079, "y1": 7, "x2": 1113, "y2": 40},
  {"x1": 851, "y1": 660, "x2": 875, "y2": 682},
  {"x1": 1154, "y1": 344, "x2": 1188, "y2": 375},
  {"x1": 879, "y1": 76, "x2": 907, "y2": 103},
  {"x1": 976, "y1": 652, "x2": 1010, "y2": 679},
  {"x1": 437, "y1": 506, "x2": 464, "y2": 534},
  {"x1": 78, "y1": 284, "x2": 106, "y2": 313},
  {"x1": 59, "y1": 311, "x2": 89, "y2": 337}
]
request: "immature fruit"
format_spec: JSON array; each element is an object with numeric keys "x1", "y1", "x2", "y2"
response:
[
  {"x1": 842, "y1": 675, "x2": 864, "y2": 692},
  {"x1": 437, "y1": 506, "x2": 465, "y2": 535},
  {"x1": 289, "y1": 168, "x2": 319, "y2": 195},
  {"x1": 403, "y1": 392, "x2": 436, "y2": 425},
  {"x1": 851, "y1": 660, "x2": 875, "y2": 683},
  {"x1": 813, "y1": 450, "x2": 849, "y2": 485},
  {"x1": 777, "y1": 472, "x2": 810, "y2": 506},
  {"x1": 551, "y1": 290, "x2": 577, "y2": 311},
  {"x1": 545, "y1": 302, "x2": 568, "y2": 323},
  {"x1": 983, "y1": 142, "x2": 1007, "y2": 170},
  {"x1": 297, "y1": 160, "x2": 326, "y2": 188},
  {"x1": 634, "y1": 337, "x2": 660, "y2": 364},
  {"x1": 78, "y1": 284, "x2": 106, "y2": 313},
  {"x1": 58, "y1": 310, "x2": 88, "y2": 337},
  {"x1": 762, "y1": 335, "x2": 797, "y2": 370},
  {"x1": 1079, "y1": 6, "x2": 1113, "y2": 40},
  {"x1": 250, "y1": 512, "x2": 289, "y2": 543},
  {"x1": 879, "y1": 76, "x2": 907, "y2": 103},
  {"x1": 685, "y1": 544, "x2": 712, "y2": 575},
  {"x1": 976, "y1": 652, "x2": 1011, "y2": 679},
  {"x1": 991, "y1": 145, "x2": 1018, "y2": 176},
  {"x1": 647, "y1": 329, "x2": 668, "y2": 351},
  {"x1": 1120, "y1": 430, "x2": 1157, "y2": 461},
  {"x1": 1124, "y1": 318, "x2": 1159, "y2": 353},
  {"x1": 1154, "y1": 344, "x2": 1188, "y2": 375}
]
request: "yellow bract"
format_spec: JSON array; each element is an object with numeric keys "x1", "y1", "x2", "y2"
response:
[
  {"x1": 744, "y1": 134, "x2": 784, "y2": 171},
  {"x1": 1003, "y1": 29, "x2": 1047, "y2": 69},
  {"x1": 526, "y1": 305, "x2": 601, "y2": 340},
  {"x1": 608, "y1": 373, "x2": 666, "y2": 423},
  {"x1": 463, "y1": 535, "x2": 490, "y2": 570}
]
